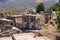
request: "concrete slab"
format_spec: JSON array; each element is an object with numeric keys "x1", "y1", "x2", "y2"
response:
[
  {"x1": 13, "y1": 33, "x2": 51, "y2": 40},
  {"x1": 0, "y1": 37, "x2": 12, "y2": 40}
]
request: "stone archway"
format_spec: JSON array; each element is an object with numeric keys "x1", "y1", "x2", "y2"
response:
[{"x1": 3, "y1": 25, "x2": 12, "y2": 31}]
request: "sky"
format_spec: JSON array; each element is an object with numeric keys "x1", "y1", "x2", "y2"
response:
[{"x1": 0, "y1": 0, "x2": 59, "y2": 3}]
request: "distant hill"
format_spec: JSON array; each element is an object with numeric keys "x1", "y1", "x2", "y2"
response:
[{"x1": 0, "y1": 0, "x2": 59, "y2": 13}]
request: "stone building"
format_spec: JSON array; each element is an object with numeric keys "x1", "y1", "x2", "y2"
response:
[
  {"x1": 0, "y1": 19, "x2": 14, "y2": 32},
  {"x1": 22, "y1": 14, "x2": 45, "y2": 30},
  {"x1": 7, "y1": 14, "x2": 45, "y2": 30},
  {"x1": 7, "y1": 10, "x2": 57, "y2": 30},
  {"x1": 40, "y1": 12, "x2": 51, "y2": 24},
  {"x1": 40, "y1": 10, "x2": 54, "y2": 24},
  {"x1": 7, "y1": 15, "x2": 22, "y2": 29}
]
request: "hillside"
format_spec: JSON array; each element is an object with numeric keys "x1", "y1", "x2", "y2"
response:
[{"x1": 0, "y1": 0, "x2": 59, "y2": 13}]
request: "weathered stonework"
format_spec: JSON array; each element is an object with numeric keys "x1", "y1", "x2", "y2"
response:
[{"x1": 0, "y1": 19, "x2": 14, "y2": 32}]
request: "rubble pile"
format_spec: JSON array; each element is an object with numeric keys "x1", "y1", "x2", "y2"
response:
[{"x1": 0, "y1": 27, "x2": 22, "y2": 37}]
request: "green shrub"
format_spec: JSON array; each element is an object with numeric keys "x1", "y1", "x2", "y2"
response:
[
  {"x1": 36, "y1": 3, "x2": 45, "y2": 13},
  {"x1": 50, "y1": 5, "x2": 59, "y2": 11},
  {"x1": 57, "y1": 11, "x2": 60, "y2": 31}
]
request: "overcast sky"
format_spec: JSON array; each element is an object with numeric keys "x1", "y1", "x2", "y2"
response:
[{"x1": 0, "y1": 0, "x2": 59, "y2": 3}]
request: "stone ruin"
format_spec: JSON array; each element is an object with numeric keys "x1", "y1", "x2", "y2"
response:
[{"x1": 0, "y1": 19, "x2": 22, "y2": 37}]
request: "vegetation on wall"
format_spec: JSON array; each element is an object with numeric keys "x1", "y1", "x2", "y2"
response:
[{"x1": 0, "y1": 13, "x2": 4, "y2": 18}]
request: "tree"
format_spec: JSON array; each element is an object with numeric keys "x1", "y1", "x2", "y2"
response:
[
  {"x1": 50, "y1": 5, "x2": 60, "y2": 11},
  {"x1": 57, "y1": 11, "x2": 60, "y2": 31},
  {"x1": 36, "y1": 3, "x2": 45, "y2": 13}
]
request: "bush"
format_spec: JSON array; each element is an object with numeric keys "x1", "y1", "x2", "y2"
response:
[
  {"x1": 0, "y1": 13, "x2": 4, "y2": 18},
  {"x1": 50, "y1": 5, "x2": 60, "y2": 11},
  {"x1": 57, "y1": 11, "x2": 60, "y2": 31}
]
